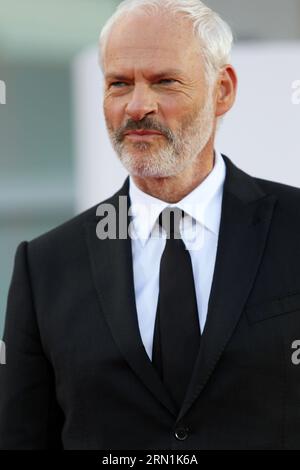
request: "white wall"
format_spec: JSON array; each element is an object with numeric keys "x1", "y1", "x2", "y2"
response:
[
  {"x1": 216, "y1": 42, "x2": 300, "y2": 186},
  {"x1": 72, "y1": 42, "x2": 300, "y2": 212}
]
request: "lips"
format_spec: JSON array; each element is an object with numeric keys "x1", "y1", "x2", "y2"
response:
[{"x1": 124, "y1": 130, "x2": 162, "y2": 136}]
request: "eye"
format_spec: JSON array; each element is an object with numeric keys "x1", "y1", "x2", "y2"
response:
[
  {"x1": 109, "y1": 81, "x2": 127, "y2": 88},
  {"x1": 158, "y1": 79, "x2": 177, "y2": 84}
]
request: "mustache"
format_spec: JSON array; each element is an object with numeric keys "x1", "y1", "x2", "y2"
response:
[{"x1": 114, "y1": 118, "x2": 174, "y2": 143}]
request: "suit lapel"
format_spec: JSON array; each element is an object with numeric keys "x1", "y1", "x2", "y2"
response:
[
  {"x1": 84, "y1": 178, "x2": 178, "y2": 418},
  {"x1": 176, "y1": 155, "x2": 278, "y2": 423}
]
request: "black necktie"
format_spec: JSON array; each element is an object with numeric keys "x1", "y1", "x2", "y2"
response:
[{"x1": 152, "y1": 207, "x2": 201, "y2": 409}]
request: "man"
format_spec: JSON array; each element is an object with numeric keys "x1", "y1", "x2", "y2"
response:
[{"x1": 1, "y1": 0, "x2": 300, "y2": 450}]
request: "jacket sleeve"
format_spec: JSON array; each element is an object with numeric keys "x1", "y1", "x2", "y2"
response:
[{"x1": 0, "y1": 241, "x2": 64, "y2": 449}]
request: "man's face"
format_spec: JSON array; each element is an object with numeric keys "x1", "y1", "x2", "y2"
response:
[{"x1": 102, "y1": 11, "x2": 216, "y2": 178}]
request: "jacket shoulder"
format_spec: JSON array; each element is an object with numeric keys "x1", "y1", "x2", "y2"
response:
[
  {"x1": 253, "y1": 175, "x2": 300, "y2": 199},
  {"x1": 28, "y1": 203, "x2": 98, "y2": 250},
  {"x1": 26, "y1": 184, "x2": 127, "y2": 260},
  {"x1": 253, "y1": 175, "x2": 300, "y2": 216}
]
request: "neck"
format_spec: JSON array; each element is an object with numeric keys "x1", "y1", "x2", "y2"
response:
[{"x1": 131, "y1": 142, "x2": 215, "y2": 203}]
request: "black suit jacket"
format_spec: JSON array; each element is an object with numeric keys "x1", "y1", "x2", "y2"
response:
[{"x1": 1, "y1": 155, "x2": 300, "y2": 450}]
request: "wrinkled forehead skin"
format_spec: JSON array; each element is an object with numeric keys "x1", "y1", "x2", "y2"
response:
[{"x1": 103, "y1": 10, "x2": 206, "y2": 83}]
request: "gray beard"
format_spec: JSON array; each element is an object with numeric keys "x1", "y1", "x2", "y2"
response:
[{"x1": 107, "y1": 95, "x2": 214, "y2": 178}]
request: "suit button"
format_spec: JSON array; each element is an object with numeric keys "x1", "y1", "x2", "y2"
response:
[{"x1": 174, "y1": 426, "x2": 190, "y2": 441}]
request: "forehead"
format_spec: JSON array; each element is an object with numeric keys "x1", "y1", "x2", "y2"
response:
[{"x1": 103, "y1": 11, "x2": 202, "y2": 73}]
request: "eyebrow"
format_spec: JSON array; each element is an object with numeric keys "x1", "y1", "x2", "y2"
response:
[{"x1": 104, "y1": 68, "x2": 183, "y2": 81}]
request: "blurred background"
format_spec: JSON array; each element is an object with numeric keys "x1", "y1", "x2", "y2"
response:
[{"x1": 1, "y1": 0, "x2": 300, "y2": 335}]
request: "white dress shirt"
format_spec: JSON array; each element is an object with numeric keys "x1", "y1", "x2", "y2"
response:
[{"x1": 128, "y1": 150, "x2": 226, "y2": 361}]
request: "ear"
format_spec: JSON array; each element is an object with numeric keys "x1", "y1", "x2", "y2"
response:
[{"x1": 215, "y1": 65, "x2": 238, "y2": 118}]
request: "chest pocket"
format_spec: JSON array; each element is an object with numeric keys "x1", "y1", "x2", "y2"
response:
[{"x1": 245, "y1": 292, "x2": 300, "y2": 324}]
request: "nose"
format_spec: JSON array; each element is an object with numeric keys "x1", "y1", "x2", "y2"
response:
[{"x1": 125, "y1": 84, "x2": 158, "y2": 121}]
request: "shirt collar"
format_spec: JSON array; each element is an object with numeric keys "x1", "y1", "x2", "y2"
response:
[{"x1": 128, "y1": 149, "x2": 226, "y2": 246}]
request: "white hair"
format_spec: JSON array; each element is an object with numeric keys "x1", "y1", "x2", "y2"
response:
[{"x1": 98, "y1": 0, "x2": 234, "y2": 84}]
